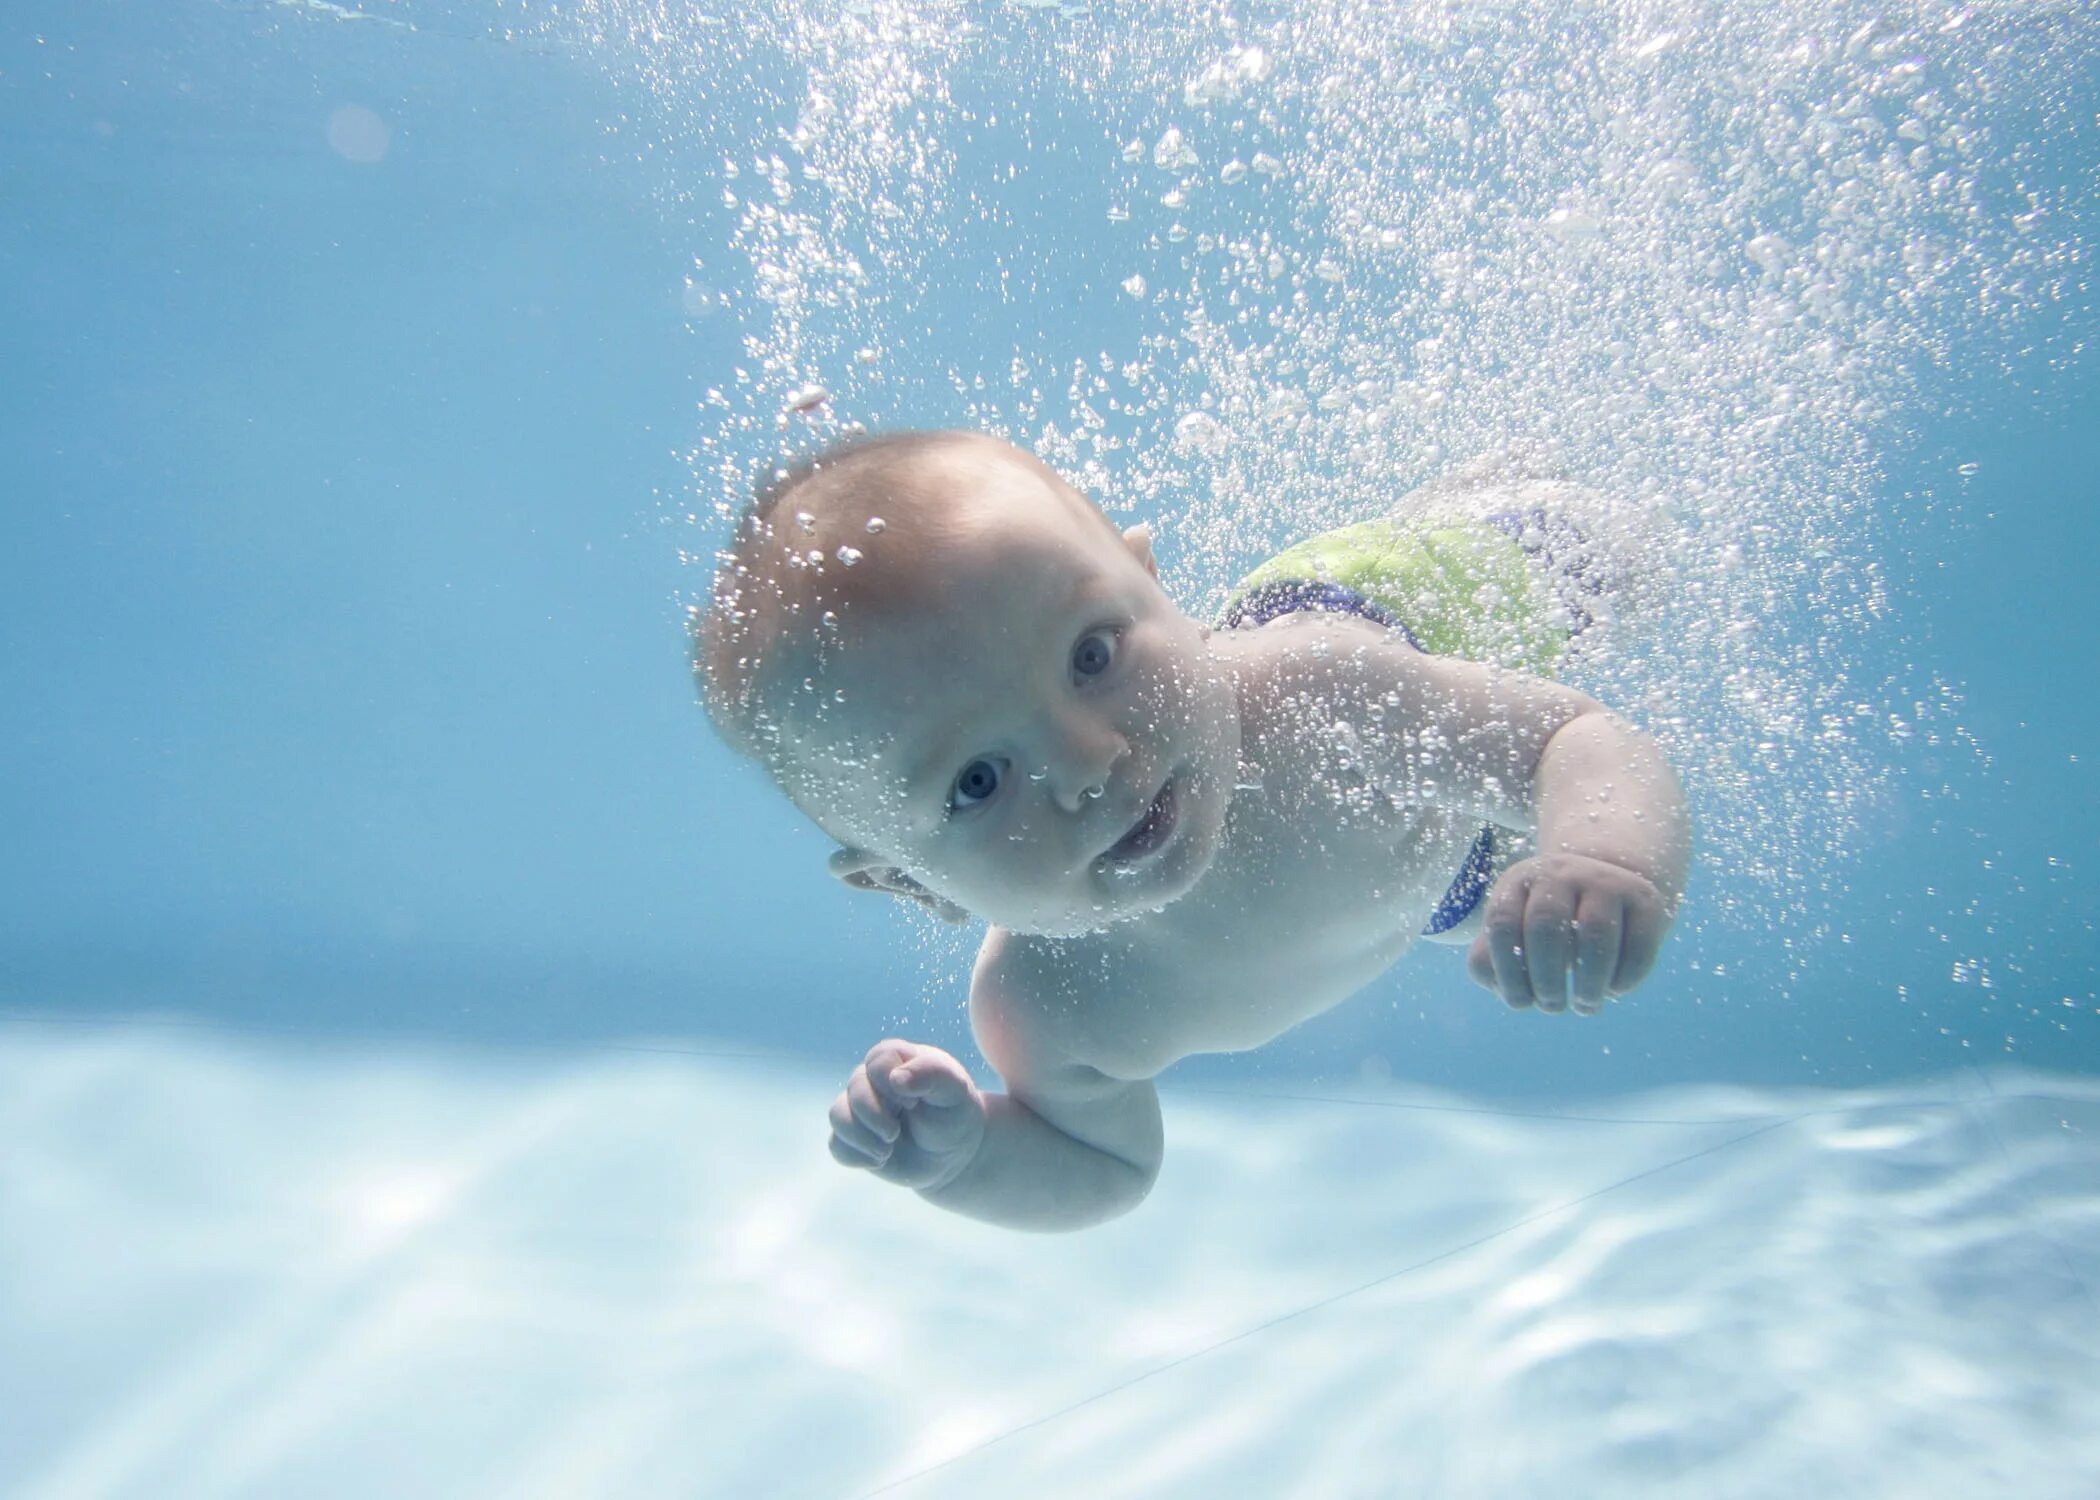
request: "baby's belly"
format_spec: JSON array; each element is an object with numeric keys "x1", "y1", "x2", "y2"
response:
[{"x1": 1143, "y1": 807, "x2": 1485, "y2": 1058}]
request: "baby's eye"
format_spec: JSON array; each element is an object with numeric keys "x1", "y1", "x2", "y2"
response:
[
  {"x1": 949, "y1": 756, "x2": 1007, "y2": 811},
  {"x1": 1071, "y1": 627, "x2": 1119, "y2": 679}
]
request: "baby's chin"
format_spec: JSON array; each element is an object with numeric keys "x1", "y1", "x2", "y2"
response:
[
  {"x1": 1018, "y1": 874, "x2": 1208, "y2": 938},
  {"x1": 993, "y1": 897, "x2": 1169, "y2": 940},
  {"x1": 1023, "y1": 892, "x2": 1194, "y2": 939},
  {"x1": 998, "y1": 810, "x2": 1228, "y2": 938}
]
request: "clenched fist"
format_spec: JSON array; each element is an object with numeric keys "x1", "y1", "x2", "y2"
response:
[
  {"x1": 827, "y1": 1040, "x2": 989, "y2": 1191},
  {"x1": 1467, "y1": 852, "x2": 1672, "y2": 1015}
]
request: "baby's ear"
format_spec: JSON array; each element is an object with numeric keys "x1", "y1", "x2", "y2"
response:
[
  {"x1": 1121, "y1": 522, "x2": 1159, "y2": 579},
  {"x1": 826, "y1": 847, "x2": 972, "y2": 925}
]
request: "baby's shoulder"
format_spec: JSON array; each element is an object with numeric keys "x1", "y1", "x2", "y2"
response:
[
  {"x1": 1222, "y1": 607, "x2": 1417, "y2": 696},
  {"x1": 1224, "y1": 604, "x2": 1564, "y2": 740},
  {"x1": 1220, "y1": 611, "x2": 1441, "y2": 751},
  {"x1": 968, "y1": 927, "x2": 1175, "y2": 1082}
]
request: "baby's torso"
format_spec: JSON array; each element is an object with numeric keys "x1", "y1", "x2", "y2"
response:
[
  {"x1": 990, "y1": 503, "x2": 1597, "y2": 1078},
  {"x1": 1007, "y1": 617, "x2": 1487, "y2": 1078}
]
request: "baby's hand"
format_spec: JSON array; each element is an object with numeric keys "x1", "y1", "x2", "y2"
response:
[
  {"x1": 1467, "y1": 852, "x2": 1670, "y2": 1016},
  {"x1": 827, "y1": 1040, "x2": 989, "y2": 1191}
]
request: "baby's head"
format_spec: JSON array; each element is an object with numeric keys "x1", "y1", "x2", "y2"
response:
[{"x1": 698, "y1": 430, "x2": 1240, "y2": 937}]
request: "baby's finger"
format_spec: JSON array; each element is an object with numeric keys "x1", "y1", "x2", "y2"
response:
[
  {"x1": 847, "y1": 1069, "x2": 901, "y2": 1144},
  {"x1": 1473, "y1": 866, "x2": 1538, "y2": 1008},
  {"x1": 891, "y1": 1061, "x2": 968, "y2": 1108},
  {"x1": 1611, "y1": 890, "x2": 1669, "y2": 995},
  {"x1": 829, "y1": 1128, "x2": 887, "y2": 1168},
  {"x1": 1613, "y1": 923, "x2": 1663, "y2": 996},
  {"x1": 1481, "y1": 908, "x2": 1536, "y2": 1009},
  {"x1": 862, "y1": 1039, "x2": 914, "y2": 1088},
  {"x1": 828, "y1": 1095, "x2": 891, "y2": 1166},
  {"x1": 1571, "y1": 892, "x2": 1624, "y2": 1013},
  {"x1": 1467, "y1": 934, "x2": 1503, "y2": 994},
  {"x1": 1522, "y1": 887, "x2": 1577, "y2": 1014}
]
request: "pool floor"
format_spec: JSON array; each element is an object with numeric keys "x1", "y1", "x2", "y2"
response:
[{"x1": 2, "y1": 1019, "x2": 2093, "y2": 1499}]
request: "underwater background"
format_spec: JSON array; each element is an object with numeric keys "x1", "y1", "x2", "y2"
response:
[{"x1": 2, "y1": 1, "x2": 2095, "y2": 1495}]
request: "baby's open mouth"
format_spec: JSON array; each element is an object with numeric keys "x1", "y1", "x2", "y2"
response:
[{"x1": 1103, "y1": 776, "x2": 1178, "y2": 866}]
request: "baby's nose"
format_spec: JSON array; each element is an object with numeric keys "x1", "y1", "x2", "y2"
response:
[{"x1": 1042, "y1": 717, "x2": 1129, "y2": 814}]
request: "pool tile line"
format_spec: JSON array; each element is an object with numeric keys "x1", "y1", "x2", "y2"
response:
[{"x1": 1168, "y1": 1081, "x2": 1976, "y2": 1129}]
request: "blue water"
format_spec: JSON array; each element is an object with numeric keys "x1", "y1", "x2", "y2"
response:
[{"x1": 2, "y1": 2, "x2": 2096, "y2": 1495}]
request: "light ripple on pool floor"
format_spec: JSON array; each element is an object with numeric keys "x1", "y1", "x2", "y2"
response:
[{"x1": 0, "y1": 1021, "x2": 2094, "y2": 1500}]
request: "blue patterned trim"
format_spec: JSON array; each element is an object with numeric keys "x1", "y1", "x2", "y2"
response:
[
  {"x1": 1423, "y1": 825, "x2": 1496, "y2": 935},
  {"x1": 1482, "y1": 508, "x2": 1604, "y2": 638},
  {"x1": 1219, "y1": 578, "x2": 1422, "y2": 649}
]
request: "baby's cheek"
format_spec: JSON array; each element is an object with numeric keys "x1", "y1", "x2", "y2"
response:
[{"x1": 1138, "y1": 654, "x2": 1195, "y2": 726}]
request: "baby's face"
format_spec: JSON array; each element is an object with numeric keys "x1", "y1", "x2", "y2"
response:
[{"x1": 774, "y1": 445, "x2": 1240, "y2": 936}]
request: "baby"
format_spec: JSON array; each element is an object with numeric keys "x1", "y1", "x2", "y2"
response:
[{"x1": 698, "y1": 430, "x2": 1689, "y2": 1232}]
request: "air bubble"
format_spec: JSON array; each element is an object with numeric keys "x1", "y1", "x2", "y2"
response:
[
  {"x1": 1152, "y1": 127, "x2": 1196, "y2": 169},
  {"x1": 836, "y1": 546, "x2": 863, "y2": 566},
  {"x1": 1174, "y1": 410, "x2": 1228, "y2": 456},
  {"x1": 1184, "y1": 45, "x2": 1272, "y2": 108},
  {"x1": 1845, "y1": 16, "x2": 1901, "y2": 55},
  {"x1": 1745, "y1": 233, "x2": 1793, "y2": 272},
  {"x1": 1543, "y1": 207, "x2": 1603, "y2": 242},
  {"x1": 1646, "y1": 158, "x2": 1697, "y2": 198},
  {"x1": 864, "y1": 516, "x2": 886, "y2": 533},
  {"x1": 1121, "y1": 274, "x2": 1148, "y2": 298},
  {"x1": 1262, "y1": 387, "x2": 1309, "y2": 423}
]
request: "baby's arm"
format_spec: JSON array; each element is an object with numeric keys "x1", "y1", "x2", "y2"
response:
[
  {"x1": 1471, "y1": 705, "x2": 1688, "y2": 1012},
  {"x1": 1336, "y1": 627, "x2": 1688, "y2": 1011},
  {"x1": 1526, "y1": 705, "x2": 1689, "y2": 905},
  {"x1": 825, "y1": 934, "x2": 1163, "y2": 1233}
]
